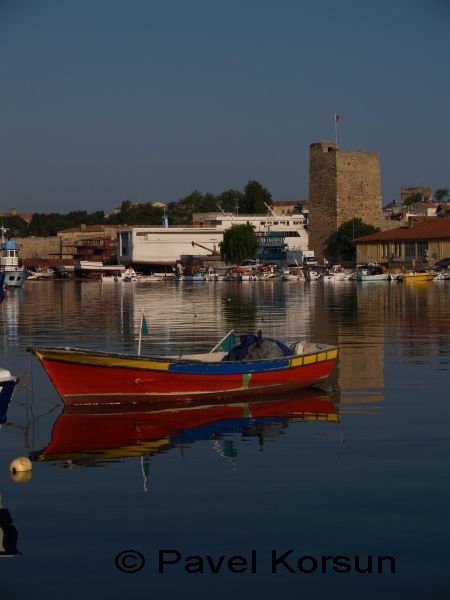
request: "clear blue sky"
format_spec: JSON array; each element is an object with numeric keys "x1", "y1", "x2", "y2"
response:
[{"x1": 1, "y1": 0, "x2": 449, "y2": 213}]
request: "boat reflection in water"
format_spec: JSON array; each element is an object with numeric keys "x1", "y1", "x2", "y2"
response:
[
  {"x1": 31, "y1": 390, "x2": 338, "y2": 466},
  {"x1": 0, "y1": 494, "x2": 20, "y2": 557}
]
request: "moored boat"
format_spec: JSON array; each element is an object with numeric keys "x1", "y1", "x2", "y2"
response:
[
  {"x1": 320, "y1": 265, "x2": 348, "y2": 281},
  {"x1": 0, "y1": 368, "x2": 18, "y2": 424},
  {"x1": 397, "y1": 271, "x2": 436, "y2": 282},
  {"x1": 434, "y1": 271, "x2": 450, "y2": 280},
  {"x1": 75, "y1": 260, "x2": 126, "y2": 280},
  {"x1": 355, "y1": 264, "x2": 391, "y2": 282},
  {"x1": 282, "y1": 266, "x2": 305, "y2": 281},
  {"x1": 29, "y1": 334, "x2": 338, "y2": 406},
  {"x1": 0, "y1": 228, "x2": 30, "y2": 288}
]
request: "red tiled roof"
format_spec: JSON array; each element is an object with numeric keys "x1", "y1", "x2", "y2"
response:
[{"x1": 356, "y1": 217, "x2": 450, "y2": 242}]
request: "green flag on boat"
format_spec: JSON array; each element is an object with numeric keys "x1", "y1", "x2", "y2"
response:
[
  {"x1": 138, "y1": 309, "x2": 148, "y2": 356},
  {"x1": 220, "y1": 332, "x2": 236, "y2": 352},
  {"x1": 141, "y1": 314, "x2": 149, "y2": 336}
]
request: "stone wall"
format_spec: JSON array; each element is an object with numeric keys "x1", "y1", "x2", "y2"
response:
[
  {"x1": 335, "y1": 151, "x2": 382, "y2": 228},
  {"x1": 308, "y1": 141, "x2": 338, "y2": 261},
  {"x1": 16, "y1": 237, "x2": 62, "y2": 260},
  {"x1": 308, "y1": 140, "x2": 382, "y2": 261}
]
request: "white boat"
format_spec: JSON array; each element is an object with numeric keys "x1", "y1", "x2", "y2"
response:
[
  {"x1": 282, "y1": 266, "x2": 305, "y2": 281},
  {"x1": 355, "y1": 265, "x2": 392, "y2": 281},
  {"x1": 0, "y1": 227, "x2": 30, "y2": 288},
  {"x1": 0, "y1": 368, "x2": 18, "y2": 424},
  {"x1": 76, "y1": 261, "x2": 125, "y2": 280},
  {"x1": 320, "y1": 266, "x2": 348, "y2": 281},
  {"x1": 136, "y1": 273, "x2": 174, "y2": 282},
  {"x1": 122, "y1": 267, "x2": 138, "y2": 282},
  {"x1": 27, "y1": 268, "x2": 55, "y2": 281},
  {"x1": 434, "y1": 271, "x2": 450, "y2": 280},
  {"x1": 101, "y1": 273, "x2": 123, "y2": 283},
  {"x1": 143, "y1": 272, "x2": 174, "y2": 281},
  {"x1": 305, "y1": 270, "x2": 322, "y2": 281}
]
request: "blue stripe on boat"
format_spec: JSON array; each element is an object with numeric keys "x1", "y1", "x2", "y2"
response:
[{"x1": 168, "y1": 358, "x2": 291, "y2": 375}]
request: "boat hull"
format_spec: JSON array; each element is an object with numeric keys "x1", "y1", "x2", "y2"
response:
[
  {"x1": 355, "y1": 273, "x2": 391, "y2": 282},
  {"x1": 0, "y1": 371, "x2": 18, "y2": 423},
  {"x1": 399, "y1": 273, "x2": 435, "y2": 282},
  {"x1": 2, "y1": 269, "x2": 30, "y2": 287},
  {"x1": 31, "y1": 346, "x2": 338, "y2": 406}
]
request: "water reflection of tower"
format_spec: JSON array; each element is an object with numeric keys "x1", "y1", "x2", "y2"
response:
[
  {"x1": 337, "y1": 284, "x2": 385, "y2": 404},
  {"x1": 308, "y1": 283, "x2": 385, "y2": 404}
]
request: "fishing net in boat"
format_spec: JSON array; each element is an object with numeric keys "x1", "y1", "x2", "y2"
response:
[{"x1": 222, "y1": 332, "x2": 293, "y2": 361}]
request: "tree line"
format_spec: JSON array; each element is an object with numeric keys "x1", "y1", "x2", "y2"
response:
[{"x1": 1, "y1": 180, "x2": 272, "y2": 237}]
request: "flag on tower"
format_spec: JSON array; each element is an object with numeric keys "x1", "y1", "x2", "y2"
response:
[{"x1": 335, "y1": 114, "x2": 340, "y2": 122}]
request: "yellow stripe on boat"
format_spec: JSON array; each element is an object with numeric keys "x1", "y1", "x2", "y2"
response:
[
  {"x1": 317, "y1": 352, "x2": 327, "y2": 362},
  {"x1": 327, "y1": 349, "x2": 338, "y2": 360},
  {"x1": 303, "y1": 353, "x2": 317, "y2": 365},
  {"x1": 35, "y1": 350, "x2": 170, "y2": 372},
  {"x1": 290, "y1": 356, "x2": 303, "y2": 367}
]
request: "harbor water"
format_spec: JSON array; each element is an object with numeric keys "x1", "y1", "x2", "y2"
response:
[{"x1": 1, "y1": 279, "x2": 449, "y2": 599}]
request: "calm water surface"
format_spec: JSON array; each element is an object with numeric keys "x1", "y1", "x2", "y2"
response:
[{"x1": 1, "y1": 279, "x2": 449, "y2": 599}]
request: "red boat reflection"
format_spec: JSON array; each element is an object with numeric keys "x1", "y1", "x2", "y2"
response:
[{"x1": 32, "y1": 390, "x2": 338, "y2": 463}]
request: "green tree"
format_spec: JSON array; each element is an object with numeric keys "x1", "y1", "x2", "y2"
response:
[
  {"x1": 403, "y1": 192, "x2": 424, "y2": 207},
  {"x1": 326, "y1": 218, "x2": 380, "y2": 262},
  {"x1": 220, "y1": 224, "x2": 258, "y2": 264},
  {"x1": 434, "y1": 188, "x2": 449, "y2": 202},
  {"x1": 1, "y1": 216, "x2": 29, "y2": 237},
  {"x1": 28, "y1": 209, "x2": 107, "y2": 235},
  {"x1": 242, "y1": 180, "x2": 272, "y2": 214},
  {"x1": 166, "y1": 191, "x2": 216, "y2": 225},
  {"x1": 29, "y1": 213, "x2": 65, "y2": 236},
  {"x1": 215, "y1": 189, "x2": 245, "y2": 213}
]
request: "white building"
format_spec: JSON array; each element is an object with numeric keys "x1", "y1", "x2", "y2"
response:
[{"x1": 117, "y1": 212, "x2": 309, "y2": 266}]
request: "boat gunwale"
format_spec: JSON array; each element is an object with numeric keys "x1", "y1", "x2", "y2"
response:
[{"x1": 27, "y1": 344, "x2": 338, "y2": 367}]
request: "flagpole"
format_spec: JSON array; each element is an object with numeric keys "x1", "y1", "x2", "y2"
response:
[
  {"x1": 334, "y1": 114, "x2": 338, "y2": 146},
  {"x1": 138, "y1": 307, "x2": 144, "y2": 356},
  {"x1": 209, "y1": 329, "x2": 234, "y2": 353}
]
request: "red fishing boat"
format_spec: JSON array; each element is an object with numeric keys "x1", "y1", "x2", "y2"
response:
[
  {"x1": 31, "y1": 391, "x2": 339, "y2": 463},
  {"x1": 29, "y1": 333, "x2": 338, "y2": 407}
]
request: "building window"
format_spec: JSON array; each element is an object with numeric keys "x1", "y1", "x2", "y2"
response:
[
  {"x1": 417, "y1": 241, "x2": 428, "y2": 259},
  {"x1": 405, "y1": 241, "x2": 415, "y2": 259}
]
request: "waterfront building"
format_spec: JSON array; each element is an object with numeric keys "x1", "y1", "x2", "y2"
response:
[
  {"x1": 58, "y1": 225, "x2": 119, "y2": 263},
  {"x1": 355, "y1": 217, "x2": 450, "y2": 265}
]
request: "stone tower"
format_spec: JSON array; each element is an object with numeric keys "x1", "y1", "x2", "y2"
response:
[{"x1": 308, "y1": 140, "x2": 382, "y2": 261}]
